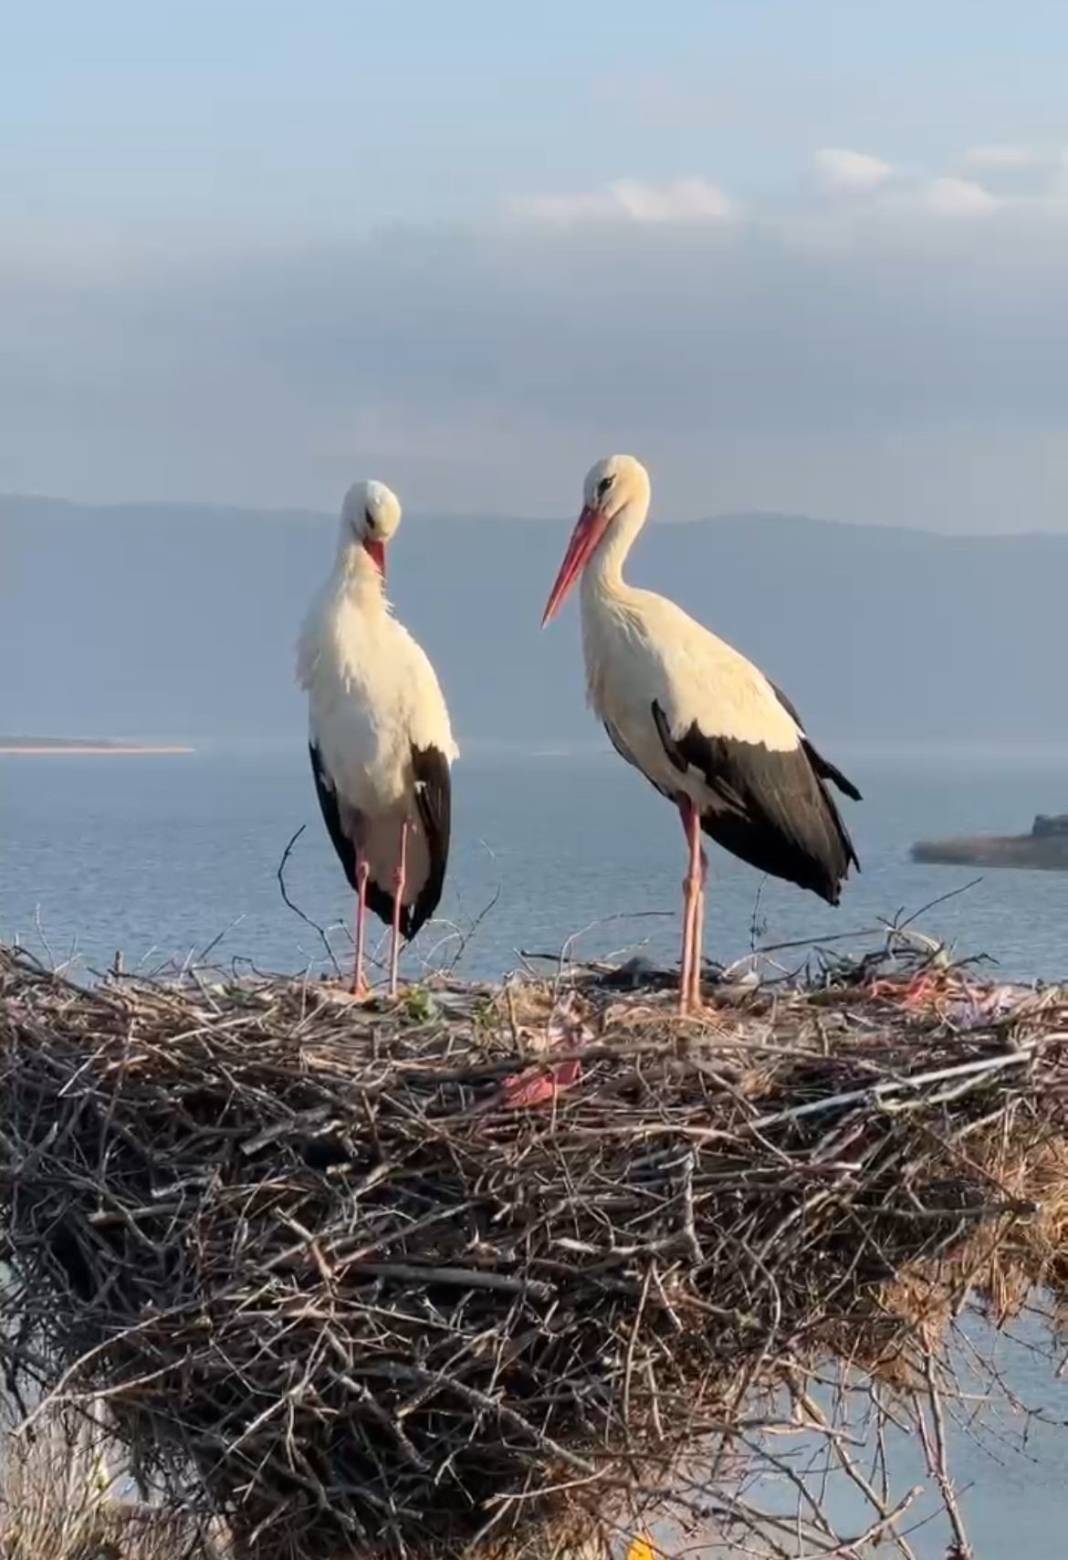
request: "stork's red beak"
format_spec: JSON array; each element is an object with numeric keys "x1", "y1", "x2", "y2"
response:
[
  {"x1": 541, "y1": 505, "x2": 611, "y2": 626},
  {"x1": 363, "y1": 538, "x2": 386, "y2": 580}
]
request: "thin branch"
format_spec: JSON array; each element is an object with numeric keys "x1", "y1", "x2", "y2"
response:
[{"x1": 275, "y1": 823, "x2": 341, "y2": 978}]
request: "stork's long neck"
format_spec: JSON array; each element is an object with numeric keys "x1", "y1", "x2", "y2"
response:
[
  {"x1": 580, "y1": 498, "x2": 648, "y2": 605},
  {"x1": 334, "y1": 541, "x2": 388, "y2": 611}
]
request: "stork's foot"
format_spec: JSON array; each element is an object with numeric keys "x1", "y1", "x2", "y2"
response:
[
  {"x1": 678, "y1": 992, "x2": 710, "y2": 1018},
  {"x1": 680, "y1": 999, "x2": 710, "y2": 1020},
  {"x1": 326, "y1": 977, "x2": 375, "y2": 1004},
  {"x1": 677, "y1": 961, "x2": 712, "y2": 1017}
]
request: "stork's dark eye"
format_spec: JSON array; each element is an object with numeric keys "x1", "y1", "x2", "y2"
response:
[
  {"x1": 364, "y1": 507, "x2": 377, "y2": 532},
  {"x1": 597, "y1": 475, "x2": 614, "y2": 498}
]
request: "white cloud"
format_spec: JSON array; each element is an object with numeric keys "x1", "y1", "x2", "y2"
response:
[
  {"x1": 11, "y1": 148, "x2": 1068, "y2": 528},
  {"x1": 924, "y1": 176, "x2": 999, "y2": 216},
  {"x1": 965, "y1": 144, "x2": 1047, "y2": 171},
  {"x1": 509, "y1": 177, "x2": 735, "y2": 226},
  {"x1": 815, "y1": 148, "x2": 895, "y2": 192}
]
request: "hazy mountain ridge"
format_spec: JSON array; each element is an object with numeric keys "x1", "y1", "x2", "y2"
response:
[{"x1": 4, "y1": 494, "x2": 1067, "y2": 746}]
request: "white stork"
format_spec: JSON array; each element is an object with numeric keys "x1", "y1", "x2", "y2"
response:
[
  {"x1": 542, "y1": 454, "x2": 860, "y2": 1013},
  {"x1": 297, "y1": 480, "x2": 458, "y2": 998}
]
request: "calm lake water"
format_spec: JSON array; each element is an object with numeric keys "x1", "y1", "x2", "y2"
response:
[
  {"x1": 4, "y1": 740, "x2": 1068, "y2": 985},
  {"x1": 3, "y1": 740, "x2": 1068, "y2": 1556}
]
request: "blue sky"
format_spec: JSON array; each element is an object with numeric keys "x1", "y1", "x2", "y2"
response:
[
  {"x1": 9, "y1": 1, "x2": 1068, "y2": 231},
  {"x1": 5, "y1": 2, "x2": 1068, "y2": 527}
]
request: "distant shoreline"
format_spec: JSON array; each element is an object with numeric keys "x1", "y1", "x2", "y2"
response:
[{"x1": 0, "y1": 744, "x2": 194, "y2": 756}]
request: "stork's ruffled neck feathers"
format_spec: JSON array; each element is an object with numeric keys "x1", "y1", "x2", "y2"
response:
[{"x1": 334, "y1": 538, "x2": 392, "y2": 607}]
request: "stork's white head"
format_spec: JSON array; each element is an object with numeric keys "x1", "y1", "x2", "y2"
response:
[
  {"x1": 339, "y1": 479, "x2": 401, "y2": 580},
  {"x1": 542, "y1": 455, "x2": 651, "y2": 625}
]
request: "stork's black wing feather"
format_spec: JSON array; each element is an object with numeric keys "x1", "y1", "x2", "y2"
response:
[
  {"x1": 309, "y1": 743, "x2": 358, "y2": 891},
  {"x1": 768, "y1": 680, "x2": 862, "y2": 802},
  {"x1": 802, "y1": 744, "x2": 862, "y2": 804},
  {"x1": 406, "y1": 743, "x2": 452, "y2": 940},
  {"x1": 651, "y1": 701, "x2": 859, "y2": 904}
]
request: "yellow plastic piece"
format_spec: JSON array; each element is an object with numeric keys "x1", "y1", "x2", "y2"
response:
[{"x1": 625, "y1": 1537, "x2": 657, "y2": 1560}]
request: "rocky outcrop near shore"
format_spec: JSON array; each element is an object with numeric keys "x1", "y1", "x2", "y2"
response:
[{"x1": 912, "y1": 813, "x2": 1068, "y2": 870}]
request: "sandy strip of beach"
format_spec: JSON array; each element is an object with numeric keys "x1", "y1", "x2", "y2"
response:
[{"x1": 0, "y1": 745, "x2": 195, "y2": 756}]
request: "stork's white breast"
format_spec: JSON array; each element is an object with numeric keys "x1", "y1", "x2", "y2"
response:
[{"x1": 299, "y1": 586, "x2": 457, "y2": 816}]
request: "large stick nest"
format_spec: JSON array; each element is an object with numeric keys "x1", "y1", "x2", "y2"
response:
[{"x1": 0, "y1": 940, "x2": 1066, "y2": 1558}]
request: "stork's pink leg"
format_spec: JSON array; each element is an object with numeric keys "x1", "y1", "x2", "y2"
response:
[
  {"x1": 679, "y1": 876, "x2": 696, "y2": 1015},
  {"x1": 388, "y1": 819, "x2": 410, "y2": 998},
  {"x1": 689, "y1": 838, "x2": 708, "y2": 1011},
  {"x1": 677, "y1": 796, "x2": 704, "y2": 1014},
  {"x1": 351, "y1": 858, "x2": 370, "y2": 998}
]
